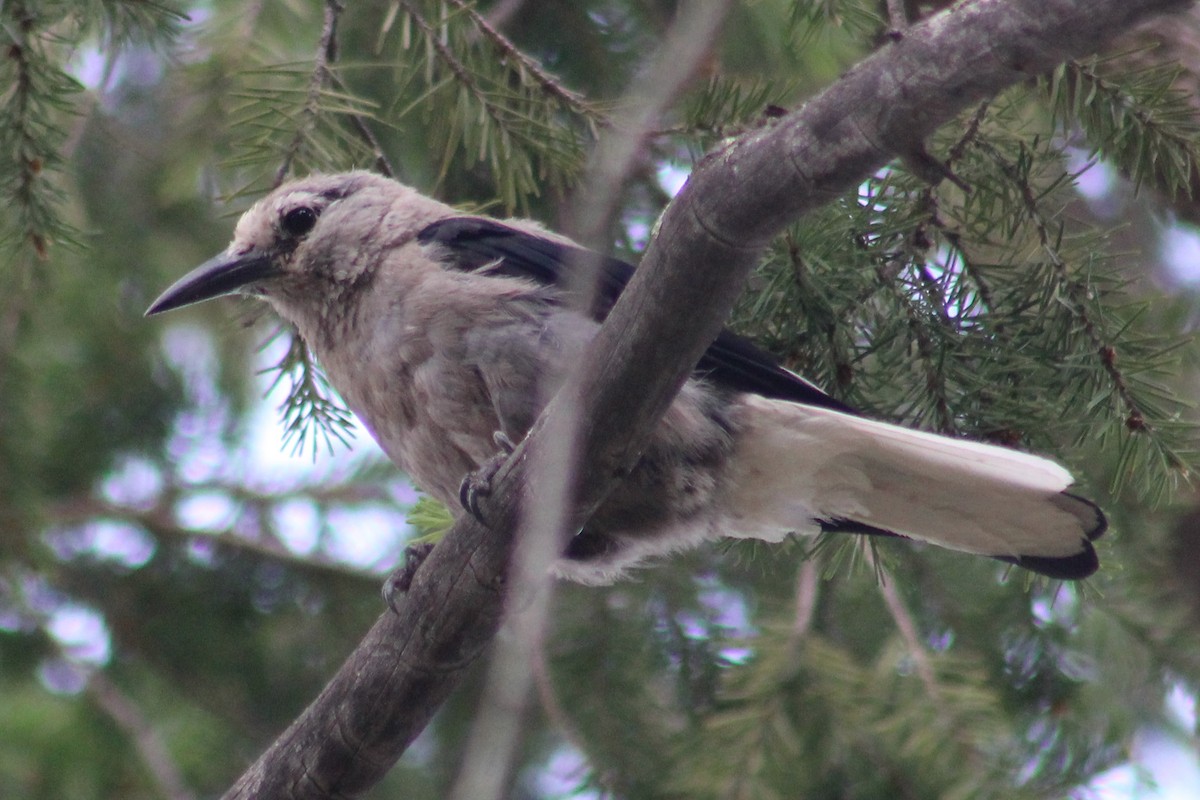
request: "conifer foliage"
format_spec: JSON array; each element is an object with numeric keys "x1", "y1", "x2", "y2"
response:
[{"x1": 2, "y1": 1, "x2": 1200, "y2": 798}]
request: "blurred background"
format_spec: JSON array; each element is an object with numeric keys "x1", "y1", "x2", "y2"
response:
[{"x1": 4, "y1": 0, "x2": 1200, "y2": 797}]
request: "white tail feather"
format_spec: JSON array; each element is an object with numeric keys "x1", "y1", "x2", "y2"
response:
[{"x1": 721, "y1": 396, "x2": 1092, "y2": 560}]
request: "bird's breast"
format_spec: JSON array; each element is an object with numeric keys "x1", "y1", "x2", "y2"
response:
[{"x1": 318, "y1": 322, "x2": 500, "y2": 510}]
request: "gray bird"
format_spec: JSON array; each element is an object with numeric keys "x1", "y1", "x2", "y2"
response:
[{"x1": 147, "y1": 171, "x2": 1105, "y2": 583}]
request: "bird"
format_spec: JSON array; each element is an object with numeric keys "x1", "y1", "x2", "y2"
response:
[{"x1": 147, "y1": 170, "x2": 1105, "y2": 584}]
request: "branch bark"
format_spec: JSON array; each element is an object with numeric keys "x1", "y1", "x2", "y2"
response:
[
  {"x1": 221, "y1": 0, "x2": 1192, "y2": 797},
  {"x1": 447, "y1": 5, "x2": 734, "y2": 799}
]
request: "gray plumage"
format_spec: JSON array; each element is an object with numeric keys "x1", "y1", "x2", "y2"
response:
[{"x1": 148, "y1": 171, "x2": 1105, "y2": 583}]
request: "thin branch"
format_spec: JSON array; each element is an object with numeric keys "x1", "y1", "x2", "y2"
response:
[
  {"x1": 447, "y1": 0, "x2": 599, "y2": 122},
  {"x1": 887, "y1": 0, "x2": 911, "y2": 31},
  {"x1": 9, "y1": 582, "x2": 195, "y2": 800},
  {"x1": 397, "y1": 1, "x2": 502, "y2": 126},
  {"x1": 865, "y1": 553, "x2": 1000, "y2": 777},
  {"x1": 339, "y1": 84, "x2": 396, "y2": 177},
  {"x1": 87, "y1": 672, "x2": 197, "y2": 800},
  {"x1": 49, "y1": 493, "x2": 387, "y2": 585},
  {"x1": 445, "y1": 611, "x2": 537, "y2": 800},
  {"x1": 482, "y1": 0, "x2": 527, "y2": 30},
  {"x1": 568, "y1": 0, "x2": 734, "y2": 249},
  {"x1": 724, "y1": 562, "x2": 822, "y2": 800},
  {"x1": 274, "y1": 0, "x2": 343, "y2": 187},
  {"x1": 790, "y1": 557, "x2": 821, "y2": 643},
  {"x1": 867, "y1": 552, "x2": 941, "y2": 702},
  {"x1": 986, "y1": 141, "x2": 1155, "y2": 435},
  {"x1": 873, "y1": 257, "x2": 958, "y2": 433},
  {"x1": 2, "y1": 3, "x2": 54, "y2": 262},
  {"x1": 397, "y1": 0, "x2": 560, "y2": 192},
  {"x1": 530, "y1": 630, "x2": 588, "y2": 754},
  {"x1": 948, "y1": 100, "x2": 991, "y2": 164}
]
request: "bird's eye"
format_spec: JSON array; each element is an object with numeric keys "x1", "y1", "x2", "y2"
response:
[{"x1": 281, "y1": 206, "x2": 318, "y2": 237}]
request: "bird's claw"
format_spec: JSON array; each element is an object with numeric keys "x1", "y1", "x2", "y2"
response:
[
  {"x1": 492, "y1": 430, "x2": 516, "y2": 453},
  {"x1": 458, "y1": 431, "x2": 517, "y2": 522},
  {"x1": 382, "y1": 541, "x2": 436, "y2": 614}
]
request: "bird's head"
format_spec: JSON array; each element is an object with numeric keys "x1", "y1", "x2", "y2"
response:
[{"x1": 146, "y1": 171, "x2": 437, "y2": 321}]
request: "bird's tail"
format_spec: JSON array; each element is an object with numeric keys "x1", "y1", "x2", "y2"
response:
[{"x1": 721, "y1": 396, "x2": 1105, "y2": 578}]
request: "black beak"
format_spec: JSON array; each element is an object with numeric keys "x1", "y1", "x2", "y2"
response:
[{"x1": 145, "y1": 250, "x2": 279, "y2": 316}]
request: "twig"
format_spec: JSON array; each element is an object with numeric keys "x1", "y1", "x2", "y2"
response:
[
  {"x1": 569, "y1": 0, "x2": 735, "y2": 249},
  {"x1": 88, "y1": 672, "x2": 197, "y2": 800},
  {"x1": 483, "y1": 0, "x2": 527, "y2": 29},
  {"x1": 274, "y1": 0, "x2": 343, "y2": 187},
  {"x1": 530, "y1": 629, "x2": 589, "y2": 756},
  {"x1": 319, "y1": 68, "x2": 396, "y2": 178},
  {"x1": 726, "y1": 560, "x2": 821, "y2": 800},
  {"x1": 887, "y1": 0, "x2": 911, "y2": 31},
  {"x1": 49, "y1": 492, "x2": 387, "y2": 584},
  {"x1": 866, "y1": 117, "x2": 995, "y2": 435},
  {"x1": 872, "y1": 256, "x2": 958, "y2": 433},
  {"x1": 447, "y1": 0, "x2": 599, "y2": 122},
  {"x1": 8, "y1": 581, "x2": 195, "y2": 800},
  {"x1": 948, "y1": 100, "x2": 991, "y2": 164},
  {"x1": 866, "y1": 550, "x2": 941, "y2": 702},
  {"x1": 790, "y1": 557, "x2": 821, "y2": 642},
  {"x1": 986, "y1": 141, "x2": 1153, "y2": 434},
  {"x1": 397, "y1": 0, "x2": 517, "y2": 148}
]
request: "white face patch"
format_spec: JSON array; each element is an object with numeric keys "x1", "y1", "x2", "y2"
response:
[
  {"x1": 230, "y1": 188, "x2": 334, "y2": 258},
  {"x1": 213, "y1": 172, "x2": 454, "y2": 329}
]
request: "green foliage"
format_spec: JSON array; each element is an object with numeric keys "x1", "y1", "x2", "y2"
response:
[
  {"x1": 406, "y1": 495, "x2": 456, "y2": 543},
  {"x1": 261, "y1": 328, "x2": 355, "y2": 459},
  {"x1": 379, "y1": 0, "x2": 603, "y2": 212},
  {"x1": 670, "y1": 626, "x2": 1017, "y2": 799},
  {"x1": 224, "y1": 61, "x2": 385, "y2": 185},
  {"x1": 0, "y1": 0, "x2": 185, "y2": 283},
  {"x1": 4, "y1": 1, "x2": 1200, "y2": 799},
  {"x1": 735, "y1": 92, "x2": 1197, "y2": 504},
  {"x1": 0, "y1": 1, "x2": 84, "y2": 276},
  {"x1": 790, "y1": 0, "x2": 888, "y2": 44},
  {"x1": 1048, "y1": 55, "x2": 1200, "y2": 198},
  {"x1": 680, "y1": 75, "x2": 798, "y2": 146}
]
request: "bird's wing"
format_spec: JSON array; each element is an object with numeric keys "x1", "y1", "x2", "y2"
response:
[{"x1": 418, "y1": 217, "x2": 856, "y2": 414}]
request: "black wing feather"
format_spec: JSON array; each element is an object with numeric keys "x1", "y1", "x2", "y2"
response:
[{"x1": 418, "y1": 217, "x2": 855, "y2": 414}]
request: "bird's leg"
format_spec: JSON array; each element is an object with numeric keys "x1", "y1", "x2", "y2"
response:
[
  {"x1": 459, "y1": 431, "x2": 517, "y2": 522},
  {"x1": 385, "y1": 431, "x2": 517, "y2": 612},
  {"x1": 382, "y1": 541, "x2": 436, "y2": 614}
]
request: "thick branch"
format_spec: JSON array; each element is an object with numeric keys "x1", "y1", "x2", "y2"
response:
[
  {"x1": 446, "y1": 5, "x2": 734, "y2": 799},
  {"x1": 221, "y1": 0, "x2": 1191, "y2": 797}
]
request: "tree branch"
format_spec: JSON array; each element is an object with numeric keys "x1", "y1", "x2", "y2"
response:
[
  {"x1": 274, "y1": 0, "x2": 343, "y2": 187},
  {"x1": 88, "y1": 671, "x2": 197, "y2": 800},
  {"x1": 446, "y1": 6, "x2": 733, "y2": 799},
  {"x1": 220, "y1": 0, "x2": 1192, "y2": 797}
]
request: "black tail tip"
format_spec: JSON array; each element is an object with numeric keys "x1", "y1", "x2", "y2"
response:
[
  {"x1": 993, "y1": 541, "x2": 1100, "y2": 580},
  {"x1": 992, "y1": 493, "x2": 1106, "y2": 580},
  {"x1": 819, "y1": 491, "x2": 1107, "y2": 580}
]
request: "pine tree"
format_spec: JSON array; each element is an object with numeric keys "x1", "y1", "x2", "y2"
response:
[{"x1": 2, "y1": 1, "x2": 1200, "y2": 798}]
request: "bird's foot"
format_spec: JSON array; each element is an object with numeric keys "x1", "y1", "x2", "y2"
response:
[
  {"x1": 382, "y1": 541, "x2": 436, "y2": 614},
  {"x1": 458, "y1": 431, "x2": 517, "y2": 522}
]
